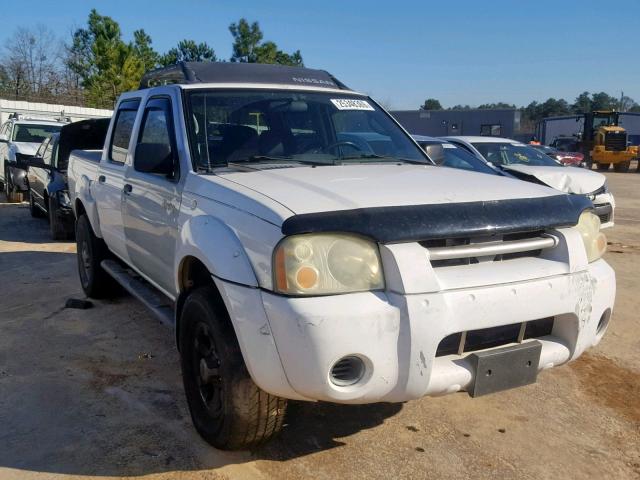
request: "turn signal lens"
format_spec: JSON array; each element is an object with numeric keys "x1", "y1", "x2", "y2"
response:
[{"x1": 273, "y1": 233, "x2": 384, "y2": 295}]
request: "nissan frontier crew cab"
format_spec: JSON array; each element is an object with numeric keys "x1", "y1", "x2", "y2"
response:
[{"x1": 67, "y1": 62, "x2": 616, "y2": 450}]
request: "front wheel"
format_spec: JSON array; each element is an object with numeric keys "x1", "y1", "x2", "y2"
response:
[
  {"x1": 179, "y1": 286, "x2": 287, "y2": 450},
  {"x1": 75, "y1": 214, "x2": 117, "y2": 298},
  {"x1": 4, "y1": 171, "x2": 23, "y2": 203},
  {"x1": 49, "y1": 196, "x2": 73, "y2": 240}
]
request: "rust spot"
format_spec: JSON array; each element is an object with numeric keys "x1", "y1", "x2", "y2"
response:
[{"x1": 570, "y1": 354, "x2": 640, "y2": 423}]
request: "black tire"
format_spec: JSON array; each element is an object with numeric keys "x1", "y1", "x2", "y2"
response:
[
  {"x1": 5, "y1": 174, "x2": 23, "y2": 203},
  {"x1": 179, "y1": 286, "x2": 287, "y2": 450},
  {"x1": 29, "y1": 191, "x2": 45, "y2": 218},
  {"x1": 596, "y1": 163, "x2": 610, "y2": 171},
  {"x1": 613, "y1": 161, "x2": 630, "y2": 173},
  {"x1": 49, "y1": 196, "x2": 73, "y2": 240},
  {"x1": 75, "y1": 214, "x2": 117, "y2": 298}
]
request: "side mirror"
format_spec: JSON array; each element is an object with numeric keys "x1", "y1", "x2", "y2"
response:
[
  {"x1": 0, "y1": 134, "x2": 8, "y2": 143},
  {"x1": 135, "y1": 143, "x2": 174, "y2": 176},
  {"x1": 24, "y1": 156, "x2": 55, "y2": 171}
]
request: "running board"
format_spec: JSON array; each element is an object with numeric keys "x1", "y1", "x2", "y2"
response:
[{"x1": 101, "y1": 259, "x2": 174, "y2": 327}]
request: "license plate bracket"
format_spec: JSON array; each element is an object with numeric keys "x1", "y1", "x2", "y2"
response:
[{"x1": 467, "y1": 341, "x2": 542, "y2": 397}]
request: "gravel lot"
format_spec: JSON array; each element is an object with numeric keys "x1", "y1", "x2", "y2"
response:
[{"x1": 0, "y1": 171, "x2": 638, "y2": 480}]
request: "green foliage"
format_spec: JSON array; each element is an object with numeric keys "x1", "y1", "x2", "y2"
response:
[
  {"x1": 133, "y1": 29, "x2": 160, "y2": 71},
  {"x1": 420, "y1": 98, "x2": 442, "y2": 110},
  {"x1": 229, "y1": 18, "x2": 304, "y2": 66},
  {"x1": 476, "y1": 102, "x2": 516, "y2": 109},
  {"x1": 160, "y1": 40, "x2": 216, "y2": 66},
  {"x1": 67, "y1": 9, "x2": 144, "y2": 108}
]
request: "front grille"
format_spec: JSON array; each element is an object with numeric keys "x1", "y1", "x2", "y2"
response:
[
  {"x1": 421, "y1": 231, "x2": 557, "y2": 268},
  {"x1": 598, "y1": 212, "x2": 611, "y2": 224},
  {"x1": 436, "y1": 318, "x2": 554, "y2": 357},
  {"x1": 604, "y1": 131, "x2": 627, "y2": 152}
]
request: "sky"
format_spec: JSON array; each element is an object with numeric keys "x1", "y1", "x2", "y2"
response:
[{"x1": 3, "y1": 0, "x2": 640, "y2": 110}]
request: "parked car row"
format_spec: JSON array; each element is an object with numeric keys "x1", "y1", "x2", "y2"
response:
[
  {"x1": 26, "y1": 118, "x2": 110, "y2": 239},
  {"x1": 412, "y1": 135, "x2": 615, "y2": 228}
]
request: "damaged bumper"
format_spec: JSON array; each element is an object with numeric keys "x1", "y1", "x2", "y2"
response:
[{"x1": 218, "y1": 227, "x2": 616, "y2": 404}]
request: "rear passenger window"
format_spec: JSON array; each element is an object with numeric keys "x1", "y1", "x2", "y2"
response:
[{"x1": 109, "y1": 100, "x2": 140, "y2": 164}]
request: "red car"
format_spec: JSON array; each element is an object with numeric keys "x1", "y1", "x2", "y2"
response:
[{"x1": 530, "y1": 144, "x2": 585, "y2": 167}]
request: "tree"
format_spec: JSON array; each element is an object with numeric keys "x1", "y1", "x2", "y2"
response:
[
  {"x1": 572, "y1": 91, "x2": 591, "y2": 114},
  {"x1": 2, "y1": 25, "x2": 60, "y2": 99},
  {"x1": 133, "y1": 29, "x2": 160, "y2": 71},
  {"x1": 420, "y1": 98, "x2": 442, "y2": 110},
  {"x1": 229, "y1": 18, "x2": 304, "y2": 66},
  {"x1": 66, "y1": 9, "x2": 144, "y2": 108},
  {"x1": 590, "y1": 91, "x2": 619, "y2": 111},
  {"x1": 476, "y1": 102, "x2": 516, "y2": 109},
  {"x1": 619, "y1": 95, "x2": 638, "y2": 112},
  {"x1": 229, "y1": 19, "x2": 263, "y2": 63},
  {"x1": 159, "y1": 39, "x2": 216, "y2": 66}
]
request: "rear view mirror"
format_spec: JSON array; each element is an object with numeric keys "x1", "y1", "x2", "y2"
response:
[
  {"x1": 24, "y1": 157, "x2": 55, "y2": 171},
  {"x1": 0, "y1": 134, "x2": 8, "y2": 143},
  {"x1": 135, "y1": 142, "x2": 174, "y2": 176}
]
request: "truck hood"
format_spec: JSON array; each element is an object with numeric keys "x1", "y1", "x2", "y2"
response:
[
  {"x1": 500, "y1": 165, "x2": 605, "y2": 195},
  {"x1": 217, "y1": 164, "x2": 559, "y2": 215}
]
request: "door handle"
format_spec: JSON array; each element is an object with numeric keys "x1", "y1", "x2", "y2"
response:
[
  {"x1": 98, "y1": 175, "x2": 106, "y2": 183},
  {"x1": 123, "y1": 184, "x2": 132, "y2": 195}
]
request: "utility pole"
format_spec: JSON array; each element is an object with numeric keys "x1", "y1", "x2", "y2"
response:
[{"x1": 620, "y1": 90, "x2": 624, "y2": 112}]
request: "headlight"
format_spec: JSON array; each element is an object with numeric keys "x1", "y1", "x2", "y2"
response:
[
  {"x1": 575, "y1": 211, "x2": 607, "y2": 262},
  {"x1": 273, "y1": 233, "x2": 384, "y2": 295}
]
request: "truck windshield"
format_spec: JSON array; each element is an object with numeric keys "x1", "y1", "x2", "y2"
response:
[
  {"x1": 13, "y1": 124, "x2": 62, "y2": 143},
  {"x1": 473, "y1": 142, "x2": 562, "y2": 167},
  {"x1": 185, "y1": 90, "x2": 428, "y2": 170}
]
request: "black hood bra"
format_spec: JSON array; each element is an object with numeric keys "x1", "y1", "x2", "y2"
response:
[{"x1": 281, "y1": 194, "x2": 593, "y2": 243}]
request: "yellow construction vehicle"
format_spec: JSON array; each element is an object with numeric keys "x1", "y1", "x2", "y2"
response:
[{"x1": 581, "y1": 111, "x2": 638, "y2": 172}]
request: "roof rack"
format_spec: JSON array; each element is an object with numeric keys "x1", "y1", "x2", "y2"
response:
[
  {"x1": 138, "y1": 61, "x2": 351, "y2": 91},
  {"x1": 8, "y1": 112, "x2": 71, "y2": 123}
]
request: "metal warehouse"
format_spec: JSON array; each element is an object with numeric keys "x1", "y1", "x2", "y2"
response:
[{"x1": 390, "y1": 108, "x2": 522, "y2": 139}]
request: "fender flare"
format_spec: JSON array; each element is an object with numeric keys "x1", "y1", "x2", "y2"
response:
[{"x1": 175, "y1": 215, "x2": 259, "y2": 292}]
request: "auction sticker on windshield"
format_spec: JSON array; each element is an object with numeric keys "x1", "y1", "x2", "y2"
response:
[{"x1": 330, "y1": 99, "x2": 375, "y2": 111}]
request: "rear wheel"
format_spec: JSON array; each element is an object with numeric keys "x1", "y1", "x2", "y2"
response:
[
  {"x1": 75, "y1": 214, "x2": 117, "y2": 298},
  {"x1": 179, "y1": 286, "x2": 287, "y2": 450},
  {"x1": 613, "y1": 161, "x2": 630, "y2": 172},
  {"x1": 596, "y1": 163, "x2": 610, "y2": 171}
]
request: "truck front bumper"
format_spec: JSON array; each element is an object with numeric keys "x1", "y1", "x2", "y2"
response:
[{"x1": 252, "y1": 259, "x2": 615, "y2": 403}]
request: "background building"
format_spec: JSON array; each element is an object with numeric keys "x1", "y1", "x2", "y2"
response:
[{"x1": 391, "y1": 108, "x2": 525, "y2": 140}]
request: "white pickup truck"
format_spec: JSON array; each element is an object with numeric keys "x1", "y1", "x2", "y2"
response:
[{"x1": 68, "y1": 62, "x2": 616, "y2": 450}]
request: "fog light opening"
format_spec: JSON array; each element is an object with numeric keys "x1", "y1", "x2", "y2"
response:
[
  {"x1": 596, "y1": 310, "x2": 611, "y2": 335},
  {"x1": 330, "y1": 355, "x2": 365, "y2": 387}
]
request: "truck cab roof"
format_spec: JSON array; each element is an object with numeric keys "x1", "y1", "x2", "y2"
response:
[{"x1": 139, "y1": 61, "x2": 355, "y2": 94}]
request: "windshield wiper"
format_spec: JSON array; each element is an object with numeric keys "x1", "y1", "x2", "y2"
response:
[
  {"x1": 236, "y1": 155, "x2": 329, "y2": 166},
  {"x1": 339, "y1": 154, "x2": 431, "y2": 165}
]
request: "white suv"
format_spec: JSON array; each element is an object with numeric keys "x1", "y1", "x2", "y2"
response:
[{"x1": 0, "y1": 115, "x2": 64, "y2": 202}]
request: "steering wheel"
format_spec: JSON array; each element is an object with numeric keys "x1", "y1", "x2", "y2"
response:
[{"x1": 323, "y1": 141, "x2": 365, "y2": 154}]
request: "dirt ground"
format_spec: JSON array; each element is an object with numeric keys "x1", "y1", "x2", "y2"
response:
[{"x1": 0, "y1": 171, "x2": 638, "y2": 480}]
